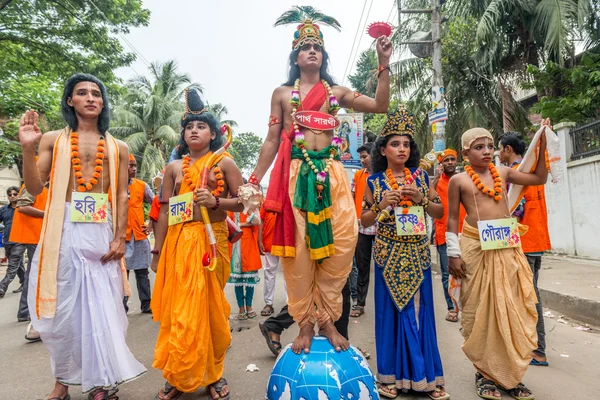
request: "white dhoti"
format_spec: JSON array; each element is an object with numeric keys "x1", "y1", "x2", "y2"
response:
[{"x1": 28, "y1": 204, "x2": 146, "y2": 393}]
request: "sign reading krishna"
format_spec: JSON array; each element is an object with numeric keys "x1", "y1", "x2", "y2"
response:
[{"x1": 334, "y1": 113, "x2": 364, "y2": 168}]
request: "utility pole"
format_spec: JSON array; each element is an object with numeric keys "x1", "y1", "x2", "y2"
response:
[{"x1": 398, "y1": 0, "x2": 447, "y2": 152}]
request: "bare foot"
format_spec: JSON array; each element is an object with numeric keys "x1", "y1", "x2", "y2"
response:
[
  {"x1": 291, "y1": 324, "x2": 315, "y2": 354},
  {"x1": 319, "y1": 321, "x2": 349, "y2": 352},
  {"x1": 47, "y1": 382, "x2": 68, "y2": 399}
]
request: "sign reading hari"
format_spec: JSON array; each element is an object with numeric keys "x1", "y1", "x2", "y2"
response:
[{"x1": 294, "y1": 110, "x2": 340, "y2": 131}]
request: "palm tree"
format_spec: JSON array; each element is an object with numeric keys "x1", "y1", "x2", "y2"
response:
[
  {"x1": 206, "y1": 102, "x2": 238, "y2": 128},
  {"x1": 274, "y1": 5, "x2": 342, "y2": 30},
  {"x1": 111, "y1": 60, "x2": 203, "y2": 180}
]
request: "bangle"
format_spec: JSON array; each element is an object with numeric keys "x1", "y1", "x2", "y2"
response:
[
  {"x1": 370, "y1": 203, "x2": 381, "y2": 214},
  {"x1": 151, "y1": 249, "x2": 160, "y2": 255},
  {"x1": 420, "y1": 196, "x2": 430, "y2": 209},
  {"x1": 211, "y1": 195, "x2": 220, "y2": 210},
  {"x1": 377, "y1": 64, "x2": 390, "y2": 77},
  {"x1": 248, "y1": 173, "x2": 260, "y2": 185}
]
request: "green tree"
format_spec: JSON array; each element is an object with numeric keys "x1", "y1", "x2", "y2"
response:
[
  {"x1": 348, "y1": 49, "x2": 378, "y2": 98},
  {"x1": 523, "y1": 52, "x2": 600, "y2": 123},
  {"x1": 230, "y1": 132, "x2": 264, "y2": 175},
  {"x1": 0, "y1": 0, "x2": 150, "y2": 84},
  {"x1": 111, "y1": 60, "x2": 202, "y2": 181},
  {"x1": 206, "y1": 103, "x2": 238, "y2": 128}
]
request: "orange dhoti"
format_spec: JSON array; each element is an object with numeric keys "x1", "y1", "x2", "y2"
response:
[
  {"x1": 151, "y1": 221, "x2": 231, "y2": 392},
  {"x1": 281, "y1": 159, "x2": 358, "y2": 328},
  {"x1": 460, "y1": 221, "x2": 537, "y2": 389}
]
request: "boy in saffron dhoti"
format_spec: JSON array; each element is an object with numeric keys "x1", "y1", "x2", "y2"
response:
[
  {"x1": 247, "y1": 19, "x2": 392, "y2": 354},
  {"x1": 19, "y1": 73, "x2": 146, "y2": 400},
  {"x1": 447, "y1": 124, "x2": 549, "y2": 400},
  {"x1": 150, "y1": 89, "x2": 244, "y2": 400}
]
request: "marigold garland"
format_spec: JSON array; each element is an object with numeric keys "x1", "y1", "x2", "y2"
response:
[
  {"x1": 70, "y1": 132, "x2": 104, "y2": 192},
  {"x1": 386, "y1": 168, "x2": 414, "y2": 207},
  {"x1": 465, "y1": 164, "x2": 503, "y2": 201},
  {"x1": 182, "y1": 156, "x2": 224, "y2": 201}
]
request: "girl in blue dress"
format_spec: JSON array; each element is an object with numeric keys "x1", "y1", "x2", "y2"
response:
[{"x1": 360, "y1": 105, "x2": 449, "y2": 399}]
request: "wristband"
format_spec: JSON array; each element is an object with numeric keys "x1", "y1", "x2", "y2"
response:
[
  {"x1": 377, "y1": 64, "x2": 390, "y2": 77},
  {"x1": 151, "y1": 249, "x2": 160, "y2": 255},
  {"x1": 446, "y1": 232, "x2": 462, "y2": 258},
  {"x1": 420, "y1": 196, "x2": 430, "y2": 209},
  {"x1": 248, "y1": 173, "x2": 260, "y2": 185},
  {"x1": 211, "y1": 195, "x2": 220, "y2": 210},
  {"x1": 370, "y1": 203, "x2": 381, "y2": 214}
]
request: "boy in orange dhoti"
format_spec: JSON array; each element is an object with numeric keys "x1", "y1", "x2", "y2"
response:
[
  {"x1": 447, "y1": 123, "x2": 550, "y2": 400},
  {"x1": 150, "y1": 89, "x2": 244, "y2": 400}
]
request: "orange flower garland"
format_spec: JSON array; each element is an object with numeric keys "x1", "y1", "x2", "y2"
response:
[
  {"x1": 182, "y1": 156, "x2": 225, "y2": 201},
  {"x1": 71, "y1": 132, "x2": 104, "y2": 192},
  {"x1": 465, "y1": 164, "x2": 503, "y2": 201},
  {"x1": 385, "y1": 168, "x2": 414, "y2": 207}
]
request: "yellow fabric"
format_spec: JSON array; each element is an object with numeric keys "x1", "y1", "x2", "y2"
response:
[
  {"x1": 151, "y1": 220, "x2": 231, "y2": 392},
  {"x1": 281, "y1": 159, "x2": 357, "y2": 328},
  {"x1": 306, "y1": 207, "x2": 332, "y2": 225},
  {"x1": 460, "y1": 221, "x2": 537, "y2": 389},
  {"x1": 36, "y1": 127, "x2": 128, "y2": 319}
]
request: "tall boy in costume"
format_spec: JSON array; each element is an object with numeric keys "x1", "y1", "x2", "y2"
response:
[
  {"x1": 248, "y1": 19, "x2": 392, "y2": 354},
  {"x1": 150, "y1": 89, "x2": 244, "y2": 400},
  {"x1": 19, "y1": 73, "x2": 146, "y2": 400},
  {"x1": 447, "y1": 125, "x2": 549, "y2": 400}
]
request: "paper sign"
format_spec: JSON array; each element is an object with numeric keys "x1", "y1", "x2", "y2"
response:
[
  {"x1": 294, "y1": 110, "x2": 340, "y2": 130},
  {"x1": 394, "y1": 206, "x2": 426, "y2": 236},
  {"x1": 168, "y1": 192, "x2": 193, "y2": 226},
  {"x1": 70, "y1": 192, "x2": 109, "y2": 223},
  {"x1": 477, "y1": 218, "x2": 520, "y2": 250}
]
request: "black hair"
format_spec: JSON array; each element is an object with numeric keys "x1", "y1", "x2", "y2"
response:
[
  {"x1": 61, "y1": 73, "x2": 110, "y2": 134},
  {"x1": 6, "y1": 186, "x2": 19, "y2": 196},
  {"x1": 371, "y1": 134, "x2": 421, "y2": 173},
  {"x1": 357, "y1": 142, "x2": 374, "y2": 154},
  {"x1": 176, "y1": 89, "x2": 224, "y2": 158},
  {"x1": 499, "y1": 131, "x2": 526, "y2": 156},
  {"x1": 282, "y1": 47, "x2": 337, "y2": 87},
  {"x1": 364, "y1": 131, "x2": 377, "y2": 143}
]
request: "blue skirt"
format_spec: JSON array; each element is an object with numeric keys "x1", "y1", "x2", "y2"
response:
[{"x1": 374, "y1": 264, "x2": 445, "y2": 392}]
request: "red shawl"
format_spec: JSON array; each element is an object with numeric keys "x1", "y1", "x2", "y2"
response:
[{"x1": 264, "y1": 82, "x2": 327, "y2": 258}]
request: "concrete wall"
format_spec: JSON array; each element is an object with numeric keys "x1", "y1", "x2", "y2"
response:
[{"x1": 545, "y1": 123, "x2": 600, "y2": 258}]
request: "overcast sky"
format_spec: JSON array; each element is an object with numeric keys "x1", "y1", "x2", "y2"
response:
[{"x1": 115, "y1": 0, "x2": 396, "y2": 140}]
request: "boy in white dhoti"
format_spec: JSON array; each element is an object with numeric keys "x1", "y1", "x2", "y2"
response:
[{"x1": 19, "y1": 73, "x2": 146, "y2": 400}]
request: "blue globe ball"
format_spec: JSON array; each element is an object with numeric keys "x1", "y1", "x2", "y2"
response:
[{"x1": 266, "y1": 336, "x2": 379, "y2": 400}]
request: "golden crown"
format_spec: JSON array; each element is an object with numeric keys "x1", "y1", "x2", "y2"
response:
[
  {"x1": 293, "y1": 20, "x2": 324, "y2": 50},
  {"x1": 380, "y1": 104, "x2": 416, "y2": 137}
]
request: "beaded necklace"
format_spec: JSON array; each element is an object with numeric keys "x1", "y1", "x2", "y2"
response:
[
  {"x1": 385, "y1": 168, "x2": 414, "y2": 207},
  {"x1": 291, "y1": 79, "x2": 341, "y2": 200},
  {"x1": 465, "y1": 164, "x2": 503, "y2": 201},
  {"x1": 70, "y1": 132, "x2": 104, "y2": 192}
]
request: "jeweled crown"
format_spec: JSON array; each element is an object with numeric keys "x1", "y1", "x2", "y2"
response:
[
  {"x1": 293, "y1": 19, "x2": 325, "y2": 50},
  {"x1": 380, "y1": 104, "x2": 416, "y2": 137}
]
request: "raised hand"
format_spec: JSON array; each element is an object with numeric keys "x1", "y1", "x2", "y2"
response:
[
  {"x1": 376, "y1": 35, "x2": 392, "y2": 63},
  {"x1": 19, "y1": 109, "x2": 42, "y2": 150}
]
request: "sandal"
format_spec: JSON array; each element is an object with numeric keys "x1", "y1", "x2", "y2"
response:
[
  {"x1": 48, "y1": 396, "x2": 71, "y2": 400},
  {"x1": 246, "y1": 310, "x2": 257, "y2": 319},
  {"x1": 154, "y1": 382, "x2": 182, "y2": 400},
  {"x1": 427, "y1": 386, "x2": 450, "y2": 400},
  {"x1": 237, "y1": 312, "x2": 248, "y2": 320},
  {"x1": 89, "y1": 388, "x2": 119, "y2": 400},
  {"x1": 259, "y1": 322, "x2": 282, "y2": 356},
  {"x1": 209, "y1": 377, "x2": 230, "y2": 399},
  {"x1": 475, "y1": 373, "x2": 501, "y2": 400},
  {"x1": 350, "y1": 306, "x2": 364, "y2": 318},
  {"x1": 504, "y1": 383, "x2": 535, "y2": 400},
  {"x1": 261, "y1": 304, "x2": 275, "y2": 316},
  {"x1": 378, "y1": 383, "x2": 398, "y2": 399},
  {"x1": 445, "y1": 311, "x2": 459, "y2": 322}
]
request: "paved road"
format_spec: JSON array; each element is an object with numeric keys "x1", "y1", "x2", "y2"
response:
[{"x1": 0, "y1": 266, "x2": 598, "y2": 400}]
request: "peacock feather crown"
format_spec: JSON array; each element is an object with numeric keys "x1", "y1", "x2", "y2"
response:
[{"x1": 293, "y1": 20, "x2": 325, "y2": 50}]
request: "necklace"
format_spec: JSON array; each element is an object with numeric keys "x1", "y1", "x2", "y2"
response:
[
  {"x1": 182, "y1": 156, "x2": 224, "y2": 201},
  {"x1": 386, "y1": 168, "x2": 414, "y2": 207},
  {"x1": 290, "y1": 79, "x2": 341, "y2": 200},
  {"x1": 71, "y1": 132, "x2": 104, "y2": 192},
  {"x1": 465, "y1": 164, "x2": 503, "y2": 201}
]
